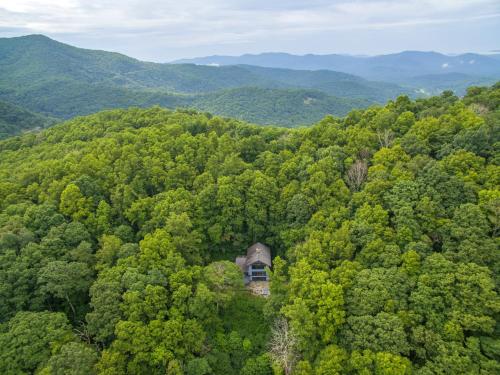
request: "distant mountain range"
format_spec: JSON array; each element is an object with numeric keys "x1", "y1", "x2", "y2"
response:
[
  {"x1": 174, "y1": 51, "x2": 500, "y2": 94},
  {"x1": 0, "y1": 35, "x2": 498, "y2": 129},
  {"x1": 0, "y1": 35, "x2": 413, "y2": 126}
]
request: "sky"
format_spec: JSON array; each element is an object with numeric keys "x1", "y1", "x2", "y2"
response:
[{"x1": 0, "y1": 0, "x2": 499, "y2": 62}]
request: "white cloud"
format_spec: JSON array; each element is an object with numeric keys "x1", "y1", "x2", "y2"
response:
[
  {"x1": 442, "y1": 63, "x2": 449, "y2": 68},
  {"x1": 0, "y1": 0, "x2": 499, "y2": 60},
  {"x1": 2, "y1": 1, "x2": 498, "y2": 35}
]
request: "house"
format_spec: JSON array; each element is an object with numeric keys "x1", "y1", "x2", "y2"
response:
[{"x1": 235, "y1": 242, "x2": 271, "y2": 284}]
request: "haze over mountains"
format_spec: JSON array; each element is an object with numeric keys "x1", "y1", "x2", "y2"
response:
[
  {"x1": 0, "y1": 35, "x2": 412, "y2": 128},
  {"x1": 175, "y1": 51, "x2": 500, "y2": 94},
  {"x1": 0, "y1": 34, "x2": 499, "y2": 137}
]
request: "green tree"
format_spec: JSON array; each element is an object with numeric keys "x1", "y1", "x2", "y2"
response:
[
  {"x1": 39, "y1": 342, "x2": 98, "y2": 375},
  {"x1": 203, "y1": 261, "x2": 244, "y2": 311},
  {"x1": 38, "y1": 260, "x2": 93, "y2": 319},
  {"x1": 59, "y1": 183, "x2": 93, "y2": 222},
  {"x1": 0, "y1": 311, "x2": 75, "y2": 374}
]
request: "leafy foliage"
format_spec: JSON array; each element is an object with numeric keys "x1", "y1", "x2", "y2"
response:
[{"x1": 0, "y1": 83, "x2": 498, "y2": 374}]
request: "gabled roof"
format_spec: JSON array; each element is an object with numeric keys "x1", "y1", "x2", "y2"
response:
[{"x1": 246, "y1": 242, "x2": 271, "y2": 267}]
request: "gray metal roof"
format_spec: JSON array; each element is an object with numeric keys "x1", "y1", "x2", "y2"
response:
[{"x1": 245, "y1": 242, "x2": 271, "y2": 267}]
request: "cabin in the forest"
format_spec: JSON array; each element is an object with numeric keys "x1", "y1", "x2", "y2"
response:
[{"x1": 235, "y1": 242, "x2": 271, "y2": 284}]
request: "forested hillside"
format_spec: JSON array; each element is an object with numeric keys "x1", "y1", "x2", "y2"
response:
[
  {"x1": 0, "y1": 100, "x2": 57, "y2": 139},
  {"x1": 177, "y1": 51, "x2": 500, "y2": 94},
  {"x1": 175, "y1": 51, "x2": 500, "y2": 78},
  {"x1": 0, "y1": 83, "x2": 499, "y2": 374},
  {"x1": 219, "y1": 66, "x2": 405, "y2": 102},
  {"x1": 193, "y1": 87, "x2": 369, "y2": 125},
  {"x1": 0, "y1": 35, "x2": 408, "y2": 125}
]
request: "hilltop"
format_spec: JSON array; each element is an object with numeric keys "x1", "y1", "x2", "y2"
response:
[{"x1": 0, "y1": 35, "x2": 410, "y2": 126}]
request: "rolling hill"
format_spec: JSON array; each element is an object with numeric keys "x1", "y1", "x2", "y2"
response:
[
  {"x1": 403, "y1": 73, "x2": 499, "y2": 96},
  {"x1": 0, "y1": 35, "x2": 411, "y2": 126},
  {"x1": 175, "y1": 51, "x2": 500, "y2": 94},
  {"x1": 234, "y1": 65, "x2": 405, "y2": 102},
  {"x1": 0, "y1": 99, "x2": 58, "y2": 139},
  {"x1": 192, "y1": 87, "x2": 370, "y2": 125}
]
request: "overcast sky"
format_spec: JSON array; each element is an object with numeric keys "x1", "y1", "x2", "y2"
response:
[{"x1": 0, "y1": 0, "x2": 499, "y2": 62}]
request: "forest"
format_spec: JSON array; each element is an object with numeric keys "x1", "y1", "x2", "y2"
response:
[
  {"x1": 0, "y1": 35, "x2": 404, "y2": 126},
  {"x1": 0, "y1": 100, "x2": 57, "y2": 140},
  {"x1": 0, "y1": 82, "x2": 499, "y2": 374},
  {"x1": 178, "y1": 51, "x2": 500, "y2": 95}
]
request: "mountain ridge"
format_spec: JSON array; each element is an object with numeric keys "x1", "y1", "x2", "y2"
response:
[
  {"x1": 0, "y1": 34, "x2": 413, "y2": 126},
  {"x1": 173, "y1": 50, "x2": 500, "y2": 87}
]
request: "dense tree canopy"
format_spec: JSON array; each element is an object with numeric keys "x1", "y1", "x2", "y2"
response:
[{"x1": 0, "y1": 83, "x2": 498, "y2": 374}]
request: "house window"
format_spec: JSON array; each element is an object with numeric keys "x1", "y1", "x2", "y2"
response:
[{"x1": 252, "y1": 264, "x2": 266, "y2": 270}]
